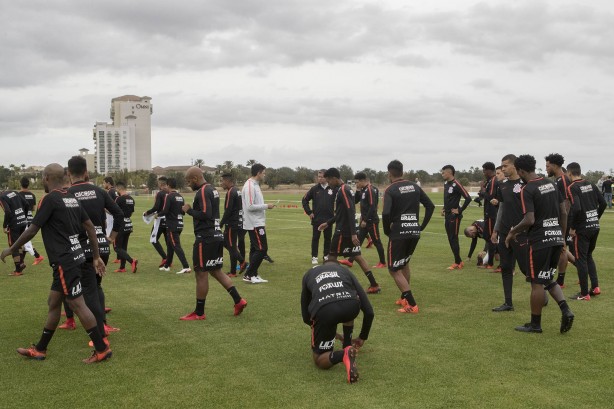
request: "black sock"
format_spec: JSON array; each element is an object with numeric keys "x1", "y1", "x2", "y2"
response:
[
  {"x1": 530, "y1": 314, "x2": 541, "y2": 328},
  {"x1": 35, "y1": 328, "x2": 55, "y2": 351},
  {"x1": 557, "y1": 299, "x2": 570, "y2": 312},
  {"x1": 195, "y1": 299, "x2": 206, "y2": 316},
  {"x1": 20, "y1": 252, "x2": 25, "y2": 264},
  {"x1": 227, "y1": 286, "x2": 242, "y2": 304},
  {"x1": 556, "y1": 272, "x2": 566, "y2": 285},
  {"x1": 329, "y1": 350, "x2": 344, "y2": 365},
  {"x1": 402, "y1": 291, "x2": 417, "y2": 306},
  {"x1": 342, "y1": 325, "x2": 353, "y2": 348},
  {"x1": 364, "y1": 271, "x2": 377, "y2": 287},
  {"x1": 14, "y1": 262, "x2": 22, "y2": 272},
  {"x1": 34, "y1": 249, "x2": 40, "y2": 258},
  {"x1": 86, "y1": 326, "x2": 107, "y2": 352}
]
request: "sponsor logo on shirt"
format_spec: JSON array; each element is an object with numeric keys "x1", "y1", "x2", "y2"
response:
[
  {"x1": 538, "y1": 183, "x2": 555, "y2": 194},
  {"x1": 63, "y1": 198, "x2": 80, "y2": 208},
  {"x1": 399, "y1": 185, "x2": 415, "y2": 194},
  {"x1": 543, "y1": 218, "x2": 559, "y2": 227},
  {"x1": 74, "y1": 190, "x2": 96, "y2": 199},
  {"x1": 580, "y1": 185, "x2": 593, "y2": 193}
]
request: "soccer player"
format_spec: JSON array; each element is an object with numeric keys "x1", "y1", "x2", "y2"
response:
[
  {"x1": 158, "y1": 178, "x2": 191, "y2": 274},
  {"x1": 300, "y1": 260, "x2": 374, "y2": 383},
  {"x1": 1, "y1": 163, "x2": 111, "y2": 363},
  {"x1": 495, "y1": 166, "x2": 505, "y2": 182},
  {"x1": 481, "y1": 162, "x2": 499, "y2": 270},
  {"x1": 179, "y1": 167, "x2": 247, "y2": 320},
  {"x1": 490, "y1": 154, "x2": 527, "y2": 312},
  {"x1": 62, "y1": 155, "x2": 124, "y2": 335},
  {"x1": 505, "y1": 155, "x2": 574, "y2": 334},
  {"x1": 566, "y1": 162, "x2": 607, "y2": 300},
  {"x1": 18, "y1": 177, "x2": 45, "y2": 265},
  {"x1": 302, "y1": 170, "x2": 336, "y2": 265},
  {"x1": 441, "y1": 165, "x2": 472, "y2": 270},
  {"x1": 545, "y1": 153, "x2": 572, "y2": 287},
  {"x1": 113, "y1": 181, "x2": 137, "y2": 273},
  {"x1": 103, "y1": 176, "x2": 120, "y2": 201},
  {"x1": 143, "y1": 176, "x2": 169, "y2": 267},
  {"x1": 464, "y1": 220, "x2": 488, "y2": 263},
  {"x1": 317, "y1": 168, "x2": 381, "y2": 293},
  {"x1": 382, "y1": 160, "x2": 435, "y2": 314},
  {"x1": 220, "y1": 173, "x2": 246, "y2": 277},
  {"x1": 241, "y1": 163, "x2": 275, "y2": 284},
  {"x1": 0, "y1": 187, "x2": 30, "y2": 275},
  {"x1": 347, "y1": 172, "x2": 386, "y2": 268},
  {"x1": 602, "y1": 176, "x2": 613, "y2": 209}
]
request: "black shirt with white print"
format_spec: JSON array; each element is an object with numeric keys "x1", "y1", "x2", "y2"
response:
[
  {"x1": 115, "y1": 194, "x2": 135, "y2": 233},
  {"x1": 382, "y1": 180, "x2": 435, "y2": 240},
  {"x1": 521, "y1": 177, "x2": 564, "y2": 250}
]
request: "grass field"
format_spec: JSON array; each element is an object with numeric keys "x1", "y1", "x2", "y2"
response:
[{"x1": 1, "y1": 190, "x2": 613, "y2": 409}]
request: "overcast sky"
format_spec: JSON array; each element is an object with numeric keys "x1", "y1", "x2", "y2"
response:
[{"x1": 1, "y1": 0, "x2": 613, "y2": 174}]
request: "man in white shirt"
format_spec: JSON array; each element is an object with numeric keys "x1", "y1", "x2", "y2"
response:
[{"x1": 242, "y1": 164, "x2": 275, "y2": 283}]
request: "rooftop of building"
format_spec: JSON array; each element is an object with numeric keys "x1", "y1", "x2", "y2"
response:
[{"x1": 111, "y1": 95, "x2": 151, "y2": 102}]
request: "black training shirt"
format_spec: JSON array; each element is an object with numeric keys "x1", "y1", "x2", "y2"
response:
[
  {"x1": 521, "y1": 177, "x2": 564, "y2": 249},
  {"x1": 115, "y1": 194, "x2": 135, "y2": 233},
  {"x1": 357, "y1": 184, "x2": 380, "y2": 224},
  {"x1": 0, "y1": 190, "x2": 28, "y2": 229},
  {"x1": 567, "y1": 180, "x2": 606, "y2": 232},
  {"x1": 187, "y1": 184, "x2": 223, "y2": 241},
  {"x1": 158, "y1": 191, "x2": 185, "y2": 232},
  {"x1": 326, "y1": 183, "x2": 357, "y2": 236},
  {"x1": 443, "y1": 179, "x2": 471, "y2": 214},
  {"x1": 495, "y1": 178, "x2": 525, "y2": 235},
  {"x1": 382, "y1": 180, "x2": 435, "y2": 240},
  {"x1": 220, "y1": 186, "x2": 243, "y2": 228},
  {"x1": 302, "y1": 184, "x2": 336, "y2": 225}
]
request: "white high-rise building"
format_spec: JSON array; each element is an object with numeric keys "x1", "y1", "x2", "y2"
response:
[{"x1": 93, "y1": 95, "x2": 152, "y2": 173}]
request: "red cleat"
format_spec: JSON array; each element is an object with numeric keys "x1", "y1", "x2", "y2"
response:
[
  {"x1": 32, "y1": 256, "x2": 45, "y2": 265},
  {"x1": 397, "y1": 299, "x2": 419, "y2": 314},
  {"x1": 339, "y1": 259, "x2": 353, "y2": 267},
  {"x1": 112, "y1": 259, "x2": 120, "y2": 264},
  {"x1": 590, "y1": 287, "x2": 601, "y2": 296},
  {"x1": 113, "y1": 268, "x2": 126, "y2": 273},
  {"x1": 372, "y1": 263, "x2": 386, "y2": 269},
  {"x1": 395, "y1": 299, "x2": 404, "y2": 305},
  {"x1": 158, "y1": 258, "x2": 167, "y2": 268},
  {"x1": 9, "y1": 271, "x2": 23, "y2": 276},
  {"x1": 104, "y1": 323, "x2": 120, "y2": 333},
  {"x1": 83, "y1": 347, "x2": 112, "y2": 364},
  {"x1": 227, "y1": 272, "x2": 237, "y2": 278},
  {"x1": 131, "y1": 259, "x2": 138, "y2": 273},
  {"x1": 366, "y1": 238, "x2": 374, "y2": 249},
  {"x1": 447, "y1": 262, "x2": 464, "y2": 270},
  {"x1": 367, "y1": 285, "x2": 381, "y2": 294},
  {"x1": 179, "y1": 312, "x2": 206, "y2": 321},
  {"x1": 234, "y1": 298, "x2": 248, "y2": 316},
  {"x1": 104, "y1": 307, "x2": 112, "y2": 313},
  {"x1": 88, "y1": 337, "x2": 110, "y2": 348},
  {"x1": 342, "y1": 346, "x2": 359, "y2": 383},
  {"x1": 59, "y1": 318, "x2": 76, "y2": 330},
  {"x1": 17, "y1": 345, "x2": 46, "y2": 360}
]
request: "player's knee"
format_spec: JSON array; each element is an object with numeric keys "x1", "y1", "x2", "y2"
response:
[{"x1": 544, "y1": 281, "x2": 557, "y2": 291}]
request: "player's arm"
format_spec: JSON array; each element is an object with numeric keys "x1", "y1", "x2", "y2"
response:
[
  {"x1": 104, "y1": 193, "x2": 124, "y2": 242},
  {"x1": 219, "y1": 190, "x2": 232, "y2": 226},
  {"x1": 157, "y1": 194, "x2": 171, "y2": 217},
  {"x1": 467, "y1": 237, "x2": 477, "y2": 259},
  {"x1": 381, "y1": 190, "x2": 392, "y2": 236},
  {"x1": 365, "y1": 186, "x2": 377, "y2": 223},
  {"x1": 420, "y1": 190, "x2": 435, "y2": 231},
  {"x1": 353, "y1": 279, "x2": 375, "y2": 346},
  {"x1": 187, "y1": 190, "x2": 212, "y2": 221},
  {"x1": 301, "y1": 188, "x2": 313, "y2": 216},
  {"x1": 493, "y1": 202, "x2": 505, "y2": 242},
  {"x1": 0, "y1": 197, "x2": 11, "y2": 229},
  {"x1": 459, "y1": 184, "x2": 472, "y2": 213},
  {"x1": 1, "y1": 223, "x2": 40, "y2": 261},
  {"x1": 595, "y1": 185, "x2": 607, "y2": 218},
  {"x1": 244, "y1": 182, "x2": 268, "y2": 212},
  {"x1": 300, "y1": 277, "x2": 312, "y2": 325},
  {"x1": 559, "y1": 197, "x2": 568, "y2": 239}
]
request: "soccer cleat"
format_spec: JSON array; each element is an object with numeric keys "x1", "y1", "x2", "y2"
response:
[
  {"x1": 159, "y1": 266, "x2": 170, "y2": 272},
  {"x1": 447, "y1": 262, "x2": 464, "y2": 270},
  {"x1": 395, "y1": 299, "x2": 403, "y2": 305},
  {"x1": 158, "y1": 259, "x2": 167, "y2": 268},
  {"x1": 16, "y1": 345, "x2": 46, "y2": 360},
  {"x1": 239, "y1": 262, "x2": 248, "y2": 274},
  {"x1": 492, "y1": 304, "x2": 514, "y2": 312},
  {"x1": 58, "y1": 317, "x2": 76, "y2": 330},
  {"x1": 234, "y1": 298, "x2": 248, "y2": 316},
  {"x1": 243, "y1": 276, "x2": 253, "y2": 283},
  {"x1": 366, "y1": 285, "x2": 381, "y2": 294},
  {"x1": 397, "y1": 299, "x2": 419, "y2": 314},
  {"x1": 373, "y1": 263, "x2": 386, "y2": 269},
  {"x1": 176, "y1": 268, "x2": 192, "y2": 275},
  {"x1": 559, "y1": 284, "x2": 567, "y2": 289},
  {"x1": 264, "y1": 255, "x2": 274, "y2": 263},
  {"x1": 9, "y1": 271, "x2": 23, "y2": 276},
  {"x1": 113, "y1": 268, "x2": 126, "y2": 273},
  {"x1": 342, "y1": 346, "x2": 359, "y2": 384},
  {"x1": 112, "y1": 259, "x2": 120, "y2": 264},
  {"x1": 590, "y1": 287, "x2": 601, "y2": 296},
  {"x1": 88, "y1": 337, "x2": 110, "y2": 348},
  {"x1": 515, "y1": 323, "x2": 543, "y2": 333},
  {"x1": 32, "y1": 256, "x2": 45, "y2": 265},
  {"x1": 104, "y1": 307, "x2": 112, "y2": 314},
  {"x1": 179, "y1": 312, "x2": 206, "y2": 321},
  {"x1": 312, "y1": 257, "x2": 319, "y2": 265},
  {"x1": 568, "y1": 293, "x2": 590, "y2": 301},
  {"x1": 83, "y1": 347, "x2": 112, "y2": 364},
  {"x1": 251, "y1": 275, "x2": 269, "y2": 284},
  {"x1": 104, "y1": 323, "x2": 120, "y2": 333},
  {"x1": 477, "y1": 253, "x2": 484, "y2": 266},
  {"x1": 560, "y1": 310, "x2": 575, "y2": 333},
  {"x1": 494, "y1": 265, "x2": 502, "y2": 273},
  {"x1": 131, "y1": 259, "x2": 138, "y2": 273},
  {"x1": 339, "y1": 259, "x2": 353, "y2": 267},
  {"x1": 227, "y1": 272, "x2": 238, "y2": 278},
  {"x1": 366, "y1": 238, "x2": 373, "y2": 249}
]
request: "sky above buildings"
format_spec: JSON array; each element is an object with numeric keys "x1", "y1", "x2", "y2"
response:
[{"x1": 1, "y1": 0, "x2": 613, "y2": 173}]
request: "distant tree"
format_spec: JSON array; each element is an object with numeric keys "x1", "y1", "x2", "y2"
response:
[
  {"x1": 295, "y1": 166, "x2": 313, "y2": 188},
  {"x1": 194, "y1": 159, "x2": 205, "y2": 168},
  {"x1": 223, "y1": 160, "x2": 234, "y2": 170},
  {"x1": 246, "y1": 159, "x2": 258, "y2": 167},
  {"x1": 584, "y1": 170, "x2": 604, "y2": 184},
  {"x1": 338, "y1": 165, "x2": 354, "y2": 183},
  {"x1": 147, "y1": 173, "x2": 158, "y2": 191},
  {"x1": 265, "y1": 168, "x2": 280, "y2": 190},
  {"x1": 276, "y1": 167, "x2": 296, "y2": 184}
]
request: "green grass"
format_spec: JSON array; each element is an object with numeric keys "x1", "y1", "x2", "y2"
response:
[{"x1": 1, "y1": 191, "x2": 613, "y2": 408}]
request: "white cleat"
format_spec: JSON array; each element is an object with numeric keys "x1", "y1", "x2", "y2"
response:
[
  {"x1": 251, "y1": 275, "x2": 269, "y2": 284},
  {"x1": 311, "y1": 257, "x2": 319, "y2": 265},
  {"x1": 176, "y1": 268, "x2": 192, "y2": 275},
  {"x1": 159, "y1": 266, "x2": 170, "y2": 272}
]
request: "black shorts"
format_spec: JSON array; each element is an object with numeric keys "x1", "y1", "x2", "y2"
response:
[
  {"x1": 387, "y1": 238, "x2": 419, "y2": 271},
  {"x1": 527, "y1": 245, "x2": 561, "y2": 284},
  {"x1": 193, "y1": 238, "x2": 223, "y2": 272},
  {"x1": 51, "y1": 264, "x2": 83, "y2": 299},
  {"x1": 8, "y1": 226, "x2": 26, "y2": 256},
  {"x1": 311, "y1": 299, "x2": 360, "y2": 354},
  {"x1": 329, "y1": 233, "x2": 361, "y2": 257}
]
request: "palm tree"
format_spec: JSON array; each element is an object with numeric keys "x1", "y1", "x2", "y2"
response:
[
  {"x1": 194, "y1": 159, "x2": 205, "y2": 168},
  {"x1": 246, "y1": 159, "x2": 257, "y2": 167}
]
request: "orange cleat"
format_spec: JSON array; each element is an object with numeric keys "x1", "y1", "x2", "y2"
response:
[
  {"x1": 447, "y1": 262, "x2": 464, "y2": 270},
  {"x1": 104, "y1": 323, "x2": 120, "y2": 333},
  {"x1": 234, "y1": 299, "x2": 248, "y2": 316},
  {"x1": 366, "y1": 285, "x2": 381, "y2": 294},
  {"x1": 58, "y1": 317, "x2": 76, "y2": 330},
  {"x1": 131, "y1": 259, "x2": 138, "y2": 273},
  {"x1": 113, "y1": 268, "x2": 126, "y2": 273},
  {"x1": 83, "y1": 347, "x2": 112, "y2": 364},
  {"x1": 342, "y1": 346, "x2": 359, "y2": 384},
  {"x1": 32, "y1": 256, "x2": 45, "y2": 265},
  {"x1": 372, "y1": 263, "x2": 386, "y2": 269},
  {"x1": 179, "y1": 312, "x2": 206, "y2": 321},
  {"x1": 339, "y1": 259, "x2": 353, "y2": 267},
  {"x1": 397, "y1": 299, "x2": 419, "y2": 314},
  {"x1": 16, "y1": 345, "x2": 46, "y2": 360}
]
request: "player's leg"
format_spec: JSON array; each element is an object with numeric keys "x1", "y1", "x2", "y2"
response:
[
  {"x1": 586, "y1": 231, "x2": 600, "y2": 294},
  {"x1": 493, "y1": 241, "x2": 515, "y2": 312}
]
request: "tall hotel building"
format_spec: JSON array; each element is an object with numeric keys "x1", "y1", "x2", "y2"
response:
[{"x1": 93, "y1": 95, "x2": 152, "y2": 173}]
